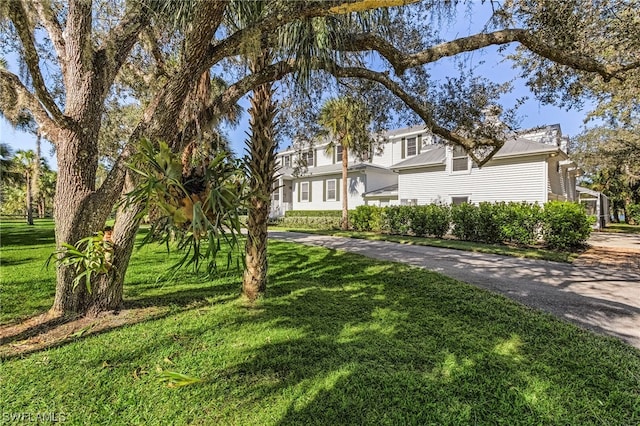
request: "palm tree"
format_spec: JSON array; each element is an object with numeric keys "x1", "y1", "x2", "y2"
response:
[
  {"x1": 13, "y1": 150, "x2": 37, "y2": 225},
  {"x1": 318, "y1": 96, "x2": 374, "y2": 230},
  {"x1": 227, "y1": 1, "x2": 389, "y2": 300}
]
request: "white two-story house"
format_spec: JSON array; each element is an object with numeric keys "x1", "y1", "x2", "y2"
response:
[{"x1": 270, "y1": 124, "x2": 580, "y2": 217}]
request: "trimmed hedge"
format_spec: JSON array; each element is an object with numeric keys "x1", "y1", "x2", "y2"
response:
[
  {"x1": 351, "y1": 205, "x2": 384, "y2": 232},
  {"x1": 542, "y1": 201, "x2": 593, "y2": 250},
  {"x1": 281, "y1": 216, "x2": 341, "y2": 229},
  {"x1": 285, "y1": 210, "x2": 345, "y2": 218},
  {"x1": 346, "y1": 201, "x2": 590, "y2": 250}
]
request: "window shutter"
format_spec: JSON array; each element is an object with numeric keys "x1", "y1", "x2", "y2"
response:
[
  {"x1": 314, "y1": 149, "x2": 317, "y2": 167},
  {"x1": 323, "y1": 180, "x2": 326, "y2": 201},
  {"x1": 417, "y1": 134, "x2": 422, "y2": 154},
  {"x1": 332, "y1": 148, "x2": 336, "y2": 164},
  {"x1": 308, "y1": 181, "x2": 312, "y2": 202},
  {"x1": 336, "y1": 178, "x2": 340, "y2": 201},
  {"x1": 297, "y1": 182, "x2": 301, "y2": 203},
  {"x1": 401, "y1": 137, "x2": 406, "y2": 159}
]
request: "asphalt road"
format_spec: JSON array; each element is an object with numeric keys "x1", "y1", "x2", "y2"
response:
[{"x1": 269, "y1": 231, "x2": 640, "y2": 349}]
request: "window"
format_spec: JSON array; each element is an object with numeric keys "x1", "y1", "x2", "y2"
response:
[
  {"x1": 451, "y1": 196, "x2": 469, "y2": 205},
  {"x1": 302, "y1": 150, "x2": 314, "y2": 166},
  {"x1": 301, "y1": 182, "x2": 310, "y2": 202},
  {"x1": 400, "y1": 198, "x2": 417, "y2": 206},
  {"x1": 407, "y1": 137, "x2": 417, "y2": 156},
  {"x1": 452, "y1": 146, "x2": 469, "y2": 172},
  {"x1": 336, "y1": 146, "x2": 343, "y2": 162},
  {"x1": 326, "y1": 179, "x2": 336, "y2": 201},
  {"x1": 272, "y1": 181, "x2": 279, "y2": 201},
  {"x1": 283, "y1": 155, "x2": 291, "y2": 168}
]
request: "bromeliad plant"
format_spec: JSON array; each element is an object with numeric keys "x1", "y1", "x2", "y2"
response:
[{"x1": 126, "y1": 138, "x2": 246, "y2": 277}]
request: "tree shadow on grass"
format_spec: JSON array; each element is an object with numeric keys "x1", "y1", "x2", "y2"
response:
[
  {"x1": 3, "y1": 240, "x2": 639, "y2": 424},
  {"x1": 0, "y1": 224, "x2": 56, "y2": 247},
  {"x1": 149, "y1": 241, "x2": 638, "y2": 424}
]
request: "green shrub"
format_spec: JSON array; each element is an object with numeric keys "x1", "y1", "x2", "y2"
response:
[
  {"x1": 423, "y1": 204, "x2": 451, "y2": 238},
  {"x1": 495, "y1": 202, "x2": 543, "y2": 246},
  {"x1": 451, "y1": 203, "x2": 479, "y2": 241},
  {"x1": 285, "y1": 210, "x2": 343, "y2": 218},
  {"x1": 383, "y1": 206, "x2": 411, "y2": 235},
  {"x1": 475, "y1": 202, "x2": 502, "y2": 244},
  {"x1": 351, "y1": 206, "x2": 373, "y2": 231},
  {"x1": 281, "y1": 216, "x2": 341, "y2": 229},
  {"x1": 628, "y1": 203, "x2": 640, "y2": 225},
  {"x1": 350, "y1": 205, "x2": 384, "y2": 232},
  {"x1": 542, "y1": 201, "x2": 592, "y2": 250},
  {"x1": 408, "y1": 206, "x2": 429, "y2": 236}
]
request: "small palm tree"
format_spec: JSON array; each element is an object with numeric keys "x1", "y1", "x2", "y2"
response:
[
  {"x1": 13, "y1": 150, "x2": 37, "y2": 225},
  {"x1": 318, "y1": 96, "x2": 374, "y2": 230}
]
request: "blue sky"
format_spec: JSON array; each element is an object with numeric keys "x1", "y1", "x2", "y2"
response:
[{"x1": 0, "y1": 3, "x2": 595, "y2": 169}]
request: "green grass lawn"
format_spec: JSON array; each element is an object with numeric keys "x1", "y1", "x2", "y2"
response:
[
  {"x1": 280, "y1": 228, "x2": 579, "y2": 263},
  {"x1": 602, "y1": 223, "x2": 640, "y2": 234},
  {"x1": 1, "y1": 221, "x2": 639, "y2": 425}
]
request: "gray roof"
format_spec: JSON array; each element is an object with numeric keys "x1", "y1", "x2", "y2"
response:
[
  {"x1": 281, "y1": 162, "x2": 392, "y2": 178},
  {"x1": 381, "y1": 125, "x2": 428, "y2": 138},
  {"x1": 392, "y1": 137, "x2": 560, "y2": 170},
  {"x1": 363, "y1": 184, "x2": 398, "y2": 198},
  {"x1": 391, "y1": 146, "x2": 446, "y2": 169}
]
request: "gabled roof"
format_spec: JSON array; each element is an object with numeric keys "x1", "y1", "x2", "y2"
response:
[
  {"x1": 392, "y1": 137, "x2": 562, "y2": 171},
  {"x1": 391, "y1": 146, "x2": 446, "y2": 169}
]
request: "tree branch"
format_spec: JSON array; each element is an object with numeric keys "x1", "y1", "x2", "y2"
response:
[
  {"x1": 97, "y1": 3, "x2": 150, "y2": 93},
  {"x1": 344, "y1": 29, "x2": 640, "y2": 82},
  {"x1": 0, "y1": 69, "x2": 62, "y2": 143},
  {"x1": 174, "y1": 60, "x2": 297, "y2": 149},
  {"x1": 32, "y1": 0, "x2": 66, "y2": 66},
  {"x1": 321, "y1": 62, "x2": 504, "y2": 165},
  {"x1": 8, "y1": 1, "x2": 65, "y2": 123},
  {"x1": 65, "y1": 0, "x2": 93, "y2": 75}
]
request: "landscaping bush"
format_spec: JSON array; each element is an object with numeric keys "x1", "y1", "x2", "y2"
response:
[
  {"x1": 408, "y1": 205, "x2": 429, "y2": 236},
  {"x1": 420, "y1": 204, "x2": 451, "y2": 238},
  {"x1": 450, "y1": 202, "x2": 479, "y2": 241},
  {"x1": 542, "y1": 201, "x2": 592, "y2": 250},
  {"x1": 494, "y1": 202, "x2": 543, "y2": 246},
  {"x1": 285, "y1": 210, "x2": 343, "y2": 218},
  {"x1": 351, "y1": 205, "x2": 374, "y2": 231},
  {"x1": 383, "y1": 206, "x2": 412, "y2": 235},
  {"x1": 474, "y1": 202, "x2": 503, "y2": 244},
  {"x1": 281, "y1": 216, "x2": 341, "y2": 229}
]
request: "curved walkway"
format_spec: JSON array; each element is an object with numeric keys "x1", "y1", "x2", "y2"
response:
[{"x1": 269, "y1": 231, "x2": 640, "y2": 349}]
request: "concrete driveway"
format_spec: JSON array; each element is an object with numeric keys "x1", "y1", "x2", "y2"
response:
[{"x1": 269, "y1": 231, "x2": 640, "y2": 349}]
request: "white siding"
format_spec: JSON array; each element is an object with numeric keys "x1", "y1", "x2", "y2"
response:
[
  {"x1": 292, "y1": 173, "x2": 367, "y2": 210},
  {"x1": 398, "y1": 156, "x2": 548, "y2": 205},
  {"x1": 315, "y1": 147, "x2": 334, "y2": 167},
  {"x1": 365, "y1": 169, "x2": 397, "y2": 192}
]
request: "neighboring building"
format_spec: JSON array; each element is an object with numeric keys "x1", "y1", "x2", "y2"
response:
[{"x1": 270, "y1": 124, "x2": 581, "y2": 216}]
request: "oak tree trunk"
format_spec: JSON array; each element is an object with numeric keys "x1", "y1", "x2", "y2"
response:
[
  {"x1": 87, "y1": 179, "x2": 143, "y2": 317},
  {"x1": 50, "y1": 128, "x2": 114, "y2": 316}
]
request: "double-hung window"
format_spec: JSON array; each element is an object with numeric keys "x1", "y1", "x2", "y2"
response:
[
  {"x1": 406, "y1": 137, "x2": 417, "y2": 157},
  {"x1": 326, "y1": 179, "x2": 336, "y2": 201},
  {"x1": 452, "y1": 146, "x2": 469, "y2": 172},
  {"x1": 336, "y1": 146, "x2": 343, "y2": 162},
  {"x1": 283, "y1": 155, "x2": 291, "y2": 168},
  {"x1": 302, "y1": 150, "x2": 314, "y2": 166},
  {"x1": 300, "y1": 182, "x2": 310, "y2": 202}
]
